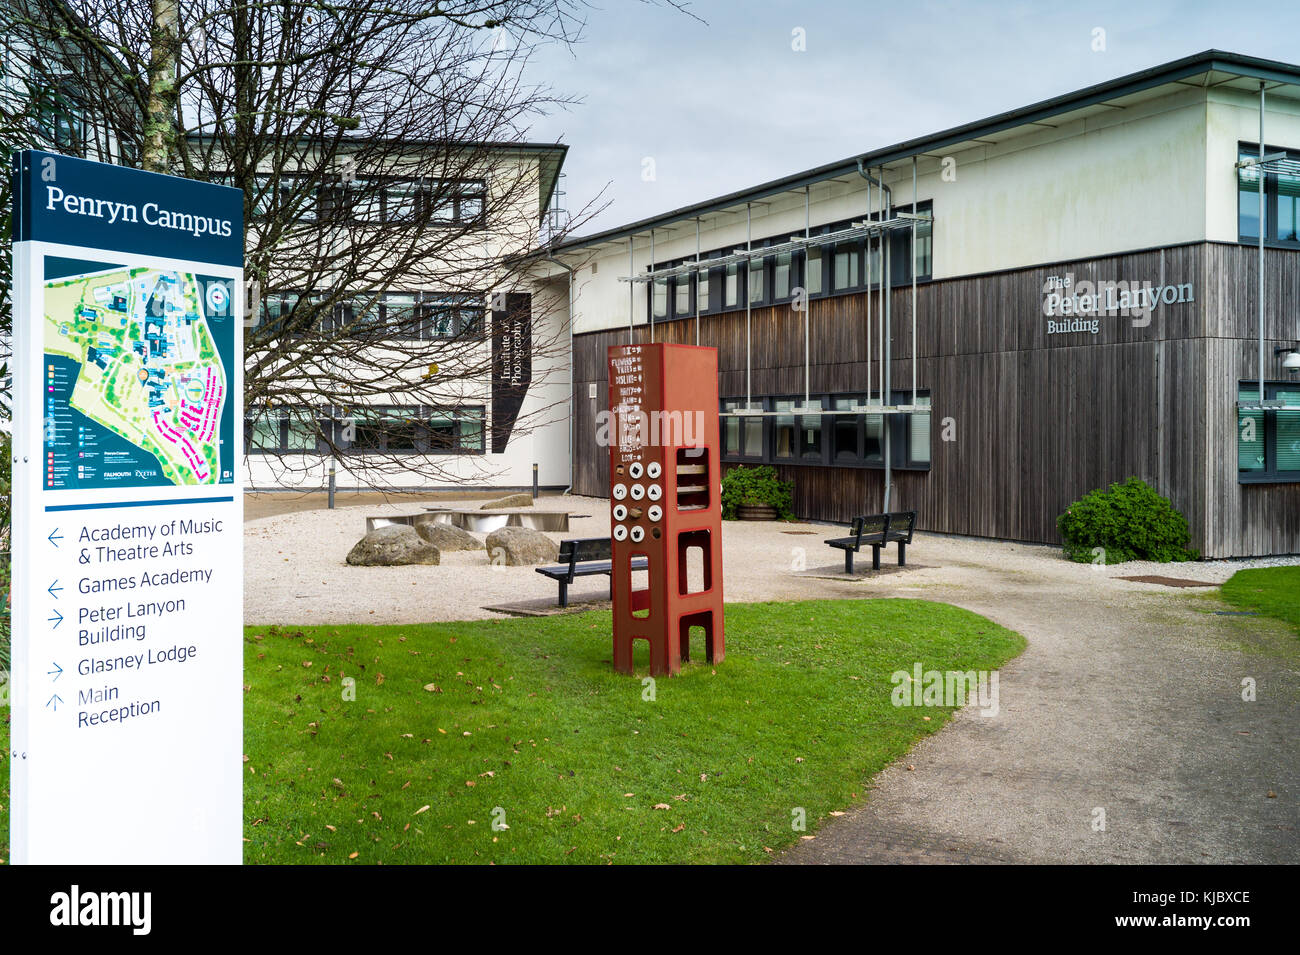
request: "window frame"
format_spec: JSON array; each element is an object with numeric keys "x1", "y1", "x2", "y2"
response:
[
  {"x1": 1238, "y1": 380, "x2": 1300, "y2": 484},
  {"x1": 1237, "y1": 142, "x2": 1300, "y2": 250},
  {"x1": 718, "y1": 391, "x2": 932, "y2": 471}
]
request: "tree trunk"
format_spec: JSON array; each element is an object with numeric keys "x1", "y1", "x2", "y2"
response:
[{"x1": 143, "y1": 0, "x2": 180, "y2": 172}]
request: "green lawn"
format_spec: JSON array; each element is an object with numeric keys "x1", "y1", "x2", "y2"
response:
[
  {"x1": 1220, "y1": 566, "x2": 1300, "y2": 634},
  {"x1": 1, "y1": 598, "x2": 1024, "y2": 865}
]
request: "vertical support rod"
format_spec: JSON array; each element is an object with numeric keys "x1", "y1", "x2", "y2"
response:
[
  {"x1": 649, "y1": 228, "x2": 655, "y2": 343},
  {"x1": 883, "y1": 167, "x2": 892, "y2": 514},
  {"x1": 804, "y1": 185, "x2": 810, "y2": 406},
  {"x1": 878, "y1": 168, "x2": 885, "y2": 409},
  {"x1": 865, "y1": 176, "x2": 871, "y2": 402},
  {"x1": 695, "y1": 217, "x2": 701, "y2": 346},
  {"x1": 746, "y1": 202, "x2": 752, "y2": 408},
  {"x1": 628, "y1": 236, "x2": 634, "y2": 343},
  {"x1": 1259, "y1": 82, "x2": 1266, "y2": 406},
  {"x1": 912, "y1": 154, "x2": 918, "y2": 408}
]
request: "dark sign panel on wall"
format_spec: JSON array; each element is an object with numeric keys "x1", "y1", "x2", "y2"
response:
[{"x1": 490, "y1": 292, "x2": 532, "y2": 453}]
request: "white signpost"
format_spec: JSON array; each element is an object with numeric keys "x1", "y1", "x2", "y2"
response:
[{"x1": 9, "y1": 151, "x2": 244, "y2": 864}]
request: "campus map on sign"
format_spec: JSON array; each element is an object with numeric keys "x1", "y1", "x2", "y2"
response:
[{"x1": 42, "y1": 263, "x2": 235, "y2": 489}]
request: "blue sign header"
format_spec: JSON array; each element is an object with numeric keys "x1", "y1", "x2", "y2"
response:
[{"x1": 11, "y1": 150, "x2": 244, "y2": 267}]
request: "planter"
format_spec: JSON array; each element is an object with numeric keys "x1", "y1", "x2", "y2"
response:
[{"x1": 736, "y1": 503, "x2": 778, "y2": 521}]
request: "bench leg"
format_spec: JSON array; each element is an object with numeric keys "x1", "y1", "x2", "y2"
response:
[
  {"x1": 844, "y1": 549, "x2": 854, "y2": 574},
  {"x1": 898, "y1": 542, "x2": 906, "y2": 567},
  {"x1": 558, "y1": 580, "x2": 568, "y2": 609},
  {"x1": 872, "y1": 545, "x2": 881, "y2": 571}
]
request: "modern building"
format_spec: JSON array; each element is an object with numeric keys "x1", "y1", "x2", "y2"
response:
[
  {"x1": 541, "y1": 50, "x2": 1300, "y2": 558},
  {"x1": 238, "y1": 139, "x2": 574, "y2": 493}
]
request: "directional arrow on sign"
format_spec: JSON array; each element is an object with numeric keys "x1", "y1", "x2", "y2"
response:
[
  {"x1": 48, "y1": 609, "x2": 63, "y2": 629},
  {"x1": 48, "y1": 528, "x2": 63, "y2": 547},
  {"x1": 48, "y1": 662, "x2": 63, "y2": 682},
  {"x1": 47, "y1": 694, "x2": 63, "y2": 711},
  {"x1": 48, "y1": 579, "x2": 63, "y2": 599}
]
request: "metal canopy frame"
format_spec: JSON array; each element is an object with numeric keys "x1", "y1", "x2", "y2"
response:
[
  {"x1": 616, "y1": 163, "x2": 933, "y2": 515},
  {"x1": 616, "y1": 213, "x2": 930, "y2": 285}
]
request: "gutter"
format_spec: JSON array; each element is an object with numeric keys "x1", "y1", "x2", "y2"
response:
[{"x1": 547, "y1": 253, "x2": 577, "y2": 495}]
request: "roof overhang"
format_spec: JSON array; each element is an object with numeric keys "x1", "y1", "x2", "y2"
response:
[{"x1": 548, "y1": 49, "x2": 1300, "y2": 257}]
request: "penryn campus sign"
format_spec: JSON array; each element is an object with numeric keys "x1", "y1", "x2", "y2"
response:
[{"x1": 9, "y1": 151, "x2": 244, "y2": 864}]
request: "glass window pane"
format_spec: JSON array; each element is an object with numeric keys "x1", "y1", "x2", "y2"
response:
[
  {"x1": 675, "y1": 274, "x2": 690, "y2": 314},
  {"x1": 909, "y1": 394, "x2": 931, "y2": 466},
  {"x1": 385, "y1": 409, "x2": 418, "y2": 451},
  {"x1": 775, "y1": 252, "x2": 791, "y2": 299},
  {"x1": 1239, "y1": 154, "x2": 1262, "y2": 239},
  {"x1": 831, "y1": 395, "x2": 861, "y2": 462},
  {"x1": 459, "y1": 194, "x2": 484, "y2": 224},
  {"x1": 653, "y1": 278, "x2": 668, "y2": 319},
  {"x1": 350, "y1": 299, "x2": 384, "y2": 337},
  {"x1": 799, "y1": 413, "x2": 821, "y2": 459},
  {"x1": 698, "y1": 267, "x2": 710, "y2": 311},
  {"x1": 748, "y1": 259, "x2": 765, "y2": 304},
  {"x1": 834, "y1": 244, "x2": 859, "y2": 290},
  {"x1": 1238, "y1": 383, "x2": 1265, "y2": 472},
  {"x1": 806, "y1": 247, "x2": 822, "y2": 296},
  {"x1": 725, "y1": 264, "x2": 738, "y2": 307},
  {"x1": 1277, "y1": 389, "x2": 1300, "y2": 472},
  {"x1": 460, "y1": 408, "x2": 485, "y2": 452},
  {"x1": 285, "y1": 414, "x2": 318, "y2": 451},
  {"x1": 773, "y1": 399, "x2": 795, "y2": 459},
  {"x1": 385, "y1": 293, "x2": 418, "y2": 337},
  {"x1": 250, "y1": 415, "x2": 279, "y2": 450},
  {"x1": 864, "y1": 414, "x2": 884, "y2": 463}
]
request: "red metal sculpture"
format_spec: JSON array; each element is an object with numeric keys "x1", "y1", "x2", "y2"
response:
[{"x1": 607, "y1": 343, "x2": 725, "y2": 675}]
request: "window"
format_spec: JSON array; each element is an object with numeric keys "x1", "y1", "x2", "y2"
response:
[
  {"x1": 720, "y1": 391, "x2": 931, "y2": 470},
  {"x1": 721, "y1": 399, "x2": 763, "y2": 460},
  {"x1": 724, "y1": 263, "x2": 739, "y2": 308},
  {"x1": 833, "y1": 240, "x2": 861, "y2": 291},
  {"x1": 774, "y1": 251, "x2": 792, "y2": 300},
  {"x1": 831, "y1": 395, "x2": 864, "y2": 462},
  {"x1": 652, "y1": 278, "x2": 668, "y2": 319},
  {"x1": 772, "y1": 398, "x2": 823, "y2": 461},
  {"x1": 908, "y1": 393, "x2": 932, "y2": 466},
  {"x1": 311, "y1": 177, "x2": 486, "y2": 227},
  {"x1": 1238, "y1": 381, "x2": 1300, "y2": 482},
  {"x1": 245, "y1": 407, "x2": 324, "y2": 453},
  {"x1": 674, "y1": 272, "x2": 691, "y2": 316},
  {"x1": 1239, "y1": 145, "x2": 1300, "y2": 247},
  {"x1": 748, "y1": 257, "x2": 766, "y2": 305},
  {"x1": 422, "y1": 292, "x2": 484, "y2": 339},
  {"x1": 697, "y1": 265, "x2": 710, "y2": 312},
  {"x1": 34, "y1": 80, "x2": 84, "y2": 150},
  {"x1": 336, "y1": 405, "x2": 486, "y2": 454},
  {"x1": 806, "y1": 246, "x2": 823, "y2": 296}
]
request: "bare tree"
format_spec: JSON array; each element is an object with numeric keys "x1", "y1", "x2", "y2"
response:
[{"x1": 1, "y1": 0, "x2": 614, "y2": 485}]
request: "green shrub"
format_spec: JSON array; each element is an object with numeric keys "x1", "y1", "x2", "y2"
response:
[
  {"x1": 1057, "y1": 476, "x2": 1198, "y2": 564},
  {"x1": 721, "y1": 465, "x2": 794, "y2": 521}
]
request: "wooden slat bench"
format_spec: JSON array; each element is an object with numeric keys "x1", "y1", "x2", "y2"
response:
[
  {"x1": 535, "y1": 537, "x2": 649, "y2": 608},
  {"x1": 824, "y1": 510, "x2": 917, "y2": 573}
]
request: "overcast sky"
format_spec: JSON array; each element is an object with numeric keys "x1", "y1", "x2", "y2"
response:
[{"x1": 526, "y1": 0, "x2": 1300, "y2": 234}]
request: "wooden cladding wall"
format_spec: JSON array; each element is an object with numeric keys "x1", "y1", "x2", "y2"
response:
[{"x1": 572, "y1": 242, "x2": 1300, "y2": 556}]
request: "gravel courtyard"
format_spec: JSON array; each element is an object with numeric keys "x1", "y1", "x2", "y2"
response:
[
  {"x1": 244, "y1": 493, "x2": 1300, "y2": 865},
  {"x1": 243, "y1": 493, "x2": 1289, "y2": 624}
]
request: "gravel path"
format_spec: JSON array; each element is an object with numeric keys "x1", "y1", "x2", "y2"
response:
[
  {"x1": 245, "y1": 495, "x2": 1300, "y2": 864},
  {"x1": 243, "y1": 494, "x2": 1292, "y2": 624}
]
